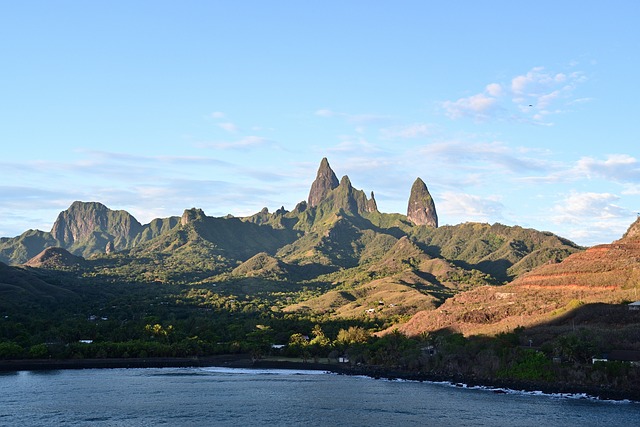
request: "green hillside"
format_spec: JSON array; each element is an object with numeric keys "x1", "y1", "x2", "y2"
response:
[{"x1": 0, "y1": 158, "x2": 586, "y2": 363}]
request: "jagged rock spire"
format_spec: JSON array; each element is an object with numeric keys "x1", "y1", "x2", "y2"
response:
[
  {"x1": 308, "y1": 157, "x2": 339, "y2": 207},
  {"x1": 407, "y1": 178, "x2": 438, "y2": 227},
  {"x1": 367, "y1": 191, "x2": 378, "y2": 213}
]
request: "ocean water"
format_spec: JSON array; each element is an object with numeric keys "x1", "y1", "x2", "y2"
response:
[{"x1": 1, "y1": 367, "x2": 639, "y2": 426}]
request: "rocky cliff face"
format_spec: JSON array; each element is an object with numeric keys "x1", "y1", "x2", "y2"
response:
[
  {"x1": 407, "y1": 178, "x2": 438, "y2": 227},
  {"x1": 306, "y1": 158, "x2": 378, "y2": 216},
  {"x1": 51, "y1": 201, "x2": 143, "y2": 249},
  {"x1": 308, "y1": 158, "x2": 339, "y2": 207},
  {"x1": 180, "y1": 208, "x2": 207, "y2": 226},
  {"x1": 335, "y1": 176, "x2": 379, "y2": 214}
]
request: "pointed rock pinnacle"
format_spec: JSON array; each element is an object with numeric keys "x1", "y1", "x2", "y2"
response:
[
  {"x1": 308, "y1": 157, "x2": 339, "y2": 207},
  {"x1": 407, "y1": 178, "x2": 438, "y2": 227}
]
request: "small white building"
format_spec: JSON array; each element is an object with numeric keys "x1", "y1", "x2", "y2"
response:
[{"x1": 628, "y1": 301, "x2": 640, "y2": 311}]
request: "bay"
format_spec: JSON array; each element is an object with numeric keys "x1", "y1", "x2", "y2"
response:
[{"x1": 1, "y1": 367, "x2": 639, "y2": 426}]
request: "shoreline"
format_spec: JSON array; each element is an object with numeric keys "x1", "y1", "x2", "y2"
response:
[
  {"x1": 0, "y1": 354, "x2": 255, "y2": 372},
  {"x1": 2, "y1": 355, "x2": 639, "y2": 402},
  {"x1": 251, "y1": 359, "x2": 640, "y2": 403}
]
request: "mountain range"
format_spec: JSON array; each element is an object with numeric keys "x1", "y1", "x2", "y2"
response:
[
  {"x1": 0, "y1": 158, "x2": 589, "y2": 328},
  {"x1": 3, "y1": 157, "x2": 640, "y2": 399}
]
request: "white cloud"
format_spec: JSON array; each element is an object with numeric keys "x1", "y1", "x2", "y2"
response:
[
  {"x1": 439, "y1": 191, "x2": 505, "y2": 221},
  {"x1": 442, "y1": 93, "x2": 500, "y2": 121},
  {"x1": 511, "y1": 66, "x2": 559, "y2": 95},
  {"x1": 510, "y1": 67, "x2": 586, "y2": 109},
  {"x1": 486, "y1": 83, "x2": 503, "y2": 97},
  {"x1": 218, "y1": 122, "x2": 238, "y2": 132},
  {"x1": 443, "y1": 66, "x2": 588, "y2": 124},
  {"x1": 573, "y1": 154, "x2": 640, "y2": 182},
  {"x1": 549, "y1": 190, "x2": 637, "y2": 245},
  {"x1": 561, "y1": 218, "x2": 633, "y2": 247},
  {"x1": 622, "y1": 183, "x2": 640, "y2": 196},
  {"x1": 536, "y1": 90, "x2": 560, "y2": 109},
  {"x1": 552, "y1": 192, "x2": 628, "y2": 224},
  {"x1": 210, "y1": 111, "x2": 226, "y2": 119}
]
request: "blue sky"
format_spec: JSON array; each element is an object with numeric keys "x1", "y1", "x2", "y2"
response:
[{"x1": 1, "y1": 1, "x2": 639, "y2": 246}]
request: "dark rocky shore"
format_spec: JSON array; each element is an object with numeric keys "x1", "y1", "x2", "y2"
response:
[
  {"x1": 0, "y1": 354, "x2": 254, "y2": 372},
  {"x1": 2, "y1": 355, "x2": 639, "y2": 402},
  {"x1": 250, "y1": 359, "x2": 640, "y2": 402}
]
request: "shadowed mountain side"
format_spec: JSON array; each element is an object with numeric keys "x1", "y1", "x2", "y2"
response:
[
  {"x1": 385, "y1": 218, "x2": 640, "y2": 337},
  {"x1": 0, "y1": 230, "x2": 58, "y2": 266},
  {"x1": 409, "y1": 222, "x2": 582, "y2": 283},
  {"x1": 0, "y1": 262, "x2": 79, "y2": 312},
  {"x1": 128, "y1": 208, "x2": 300, "y2": 276}
]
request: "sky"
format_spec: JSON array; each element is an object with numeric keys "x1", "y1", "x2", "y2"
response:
[{"x1": 1, "y1": 1, "x2": 639, "y2": 246}]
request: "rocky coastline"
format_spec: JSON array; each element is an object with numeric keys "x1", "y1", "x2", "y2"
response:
[{"x1": 3, "y1": 355, "x2": 638, "y2": 403}]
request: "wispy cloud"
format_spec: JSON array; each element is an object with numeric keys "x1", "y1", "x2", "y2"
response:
[
  {"x1": 218, "y1": 122, "x2": 238, "y2": 133},
  {"x1": 550, "y1": 191, "x2": 635, "y2": 245},
  {"x1": 573, "y1": 154, "x2": 640, "y2": 182},
  {"x1": 442, "y1": 66, "x2": 588, "y2": 124},
  {"x1": 419, "y1": 140, "x2": 551, "y2": 173},
  {"x1": 442, "y1": 90, "x2": 502, "y2": 121},
  {"x1": 439, "y1": 191, "x2": 505, "y2": 221},
  {"x1": 552, "y1": 191, "x2": 628, "y2": 224}
]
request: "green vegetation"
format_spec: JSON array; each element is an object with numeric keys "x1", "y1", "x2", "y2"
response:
[{"x1": 5, "y1": 166, "x2": 624, "y2": 393}]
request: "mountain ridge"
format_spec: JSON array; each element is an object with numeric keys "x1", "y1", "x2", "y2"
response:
[{"x1": 1, "y1": 158, "x2": 583, "y2": 323}]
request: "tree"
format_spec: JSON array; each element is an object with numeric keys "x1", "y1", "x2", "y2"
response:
[
  {"x1": 287, "y1": 333, "x2": 310, "y2": 359},
  {"x1": 335, "y1": 326, "x2": 370, "y2": 346},
  {"x1": 309, "y1": 325, "x2": 331, "y2": 357},
  {"x1": 0, "y1": 342, "x2": 24, "y2": 359}
]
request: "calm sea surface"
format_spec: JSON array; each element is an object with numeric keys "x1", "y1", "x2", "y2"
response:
[{"x1": 1, "y1": 367, "x2": 639, "y2": 426}]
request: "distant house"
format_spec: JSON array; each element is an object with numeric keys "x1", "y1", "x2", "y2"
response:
[
  {"x1": 628, "y1": 301, "x2": 640, "y2": 311},
  {"x1": 338, "y1": 356, "x2": 350, "y2": 363},
  {"x1": 593, "y1": 350, "x2": 640, "y2": 367}
]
